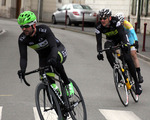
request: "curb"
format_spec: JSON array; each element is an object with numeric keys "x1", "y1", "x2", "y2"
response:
[{"x1": 137, "y1": 53, "x2": 150, "y2": 63}]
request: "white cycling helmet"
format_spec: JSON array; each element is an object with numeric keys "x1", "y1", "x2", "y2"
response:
[
  {"x1": 99, "y1": 8, "x2": 112, "y2": 18},
  {"x1": 116, "y1": 13, "x2": 124, "y2": 23}
]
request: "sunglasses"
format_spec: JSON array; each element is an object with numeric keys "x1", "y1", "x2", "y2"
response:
[
  {"x1": 20, "y1": 25, "x2": 31, "y2": 29},
  {"x1": 100, "y1": 17, "x2": 108, "y2": 20}
]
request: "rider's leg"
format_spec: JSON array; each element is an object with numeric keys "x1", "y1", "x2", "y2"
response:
[
  {"x1": 104, "y1": 41, "x2": 116, "y2": 68},
  {"x1": 130, "y1": 48, "x2": 143, "y2": 83},
  {"x1": 55, "y1": 63, "x2": 74, "y2": 96},
  {"x1": 56, "y1": 47, "x2": 70, "y2": 85},
  {"x1": 55, "y1": 62, "x2": 70, "y2": 85},
  {"x1": 104, "y1": 41, "x2": 122, "y2": 82},
  {"x1": 56, "y1": 48, "x2": 74, "y2": 96},
  {"x1": 122, "y1": 48, "x2": 142, "y2": 95}
]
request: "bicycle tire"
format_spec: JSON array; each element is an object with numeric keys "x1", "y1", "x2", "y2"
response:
[
  {"x1": 113, "y1": 68, "x2": 129, "y2": 107},
  {"x1": 35, "y1": 82, "x2": 63, "y2": 120},
  {"x1": 66, "y1": 79, "x2": 87, "y2": 120},
  {"x1": 128, "y1": 73, "x2": 139, "y2": 102}
]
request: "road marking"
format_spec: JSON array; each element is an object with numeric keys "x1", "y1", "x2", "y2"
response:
[
  {"x1": 0, "y1": 29, "x2": 6, "y2": 35},
  {"x1": 0, "y1": 95, "x2": 13, "y2": 96},
  {"x1": 33, "y1": 107, "x2": 58, "y2": 120},
  {"x1": 0, "y1": 107, "x2": 3, "y2": 120},
  {"x1": 99, "y1": 109, "x2": 141, "y2": 120}
]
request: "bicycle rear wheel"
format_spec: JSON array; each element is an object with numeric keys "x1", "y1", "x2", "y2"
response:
[
  {"x1": 35, "y1": 82, "x2": 63, "y2": 120},
  {"x1": 128, "y1": 74, "x2": 139, "y2": 102},
  {"x1": 113, "y1": 68, "x2": 129, "y2": 107},
  {"x1": 66, "y1": 79, "x2": 87, "y2": 120}
]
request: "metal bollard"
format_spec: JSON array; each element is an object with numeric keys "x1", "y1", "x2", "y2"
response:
[
  {"x1": 82, "y1": 12, "x2": 85, "y2": 31},
  {"x1": 128, "y1": 16, "x2": 130, "y2": 22},
  {"x1": 142, "y1": 23, "x2": 147, "y2": 51},
  {"x1": 65, "y1": 10, "x2": 67, "y2": 26},
  {"x1": 96, "y1": 15, "x2": 99, "y2": 24},
  {"x1": 135, "y1": 22, "x2": 137, "y2": 33}
]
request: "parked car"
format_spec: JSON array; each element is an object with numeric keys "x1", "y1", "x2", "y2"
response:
[{"x1": 52, "y1": 3, "x2": 97, "y2": 26}]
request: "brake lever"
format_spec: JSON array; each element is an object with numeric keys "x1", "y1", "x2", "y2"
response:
[
  {"x1": 20, "y1": 76, "x2": 23, "y2": 83},
  {"x1": 23, "y1": 77, "x2": 30, "y2": 86},
  {"x1": 20, "y1": 76, "x2": 30, "y2": 86}
]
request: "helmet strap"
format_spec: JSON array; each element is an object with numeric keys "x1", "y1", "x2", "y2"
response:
[{"x1": 30, "y1": 25, "x2": 35, "y2": 37}]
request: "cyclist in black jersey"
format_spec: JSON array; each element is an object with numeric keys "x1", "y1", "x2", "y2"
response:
[
  {"x1": 17, "y1": 11, "x2": 74, "y2": 96},
  {"x1": 95, "y1": 8, "x2": 142, "y2": 95}
]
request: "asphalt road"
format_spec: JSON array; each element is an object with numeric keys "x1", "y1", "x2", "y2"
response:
[{"x1": 0, "y1": 18, "x2": 150, "y2": 120}]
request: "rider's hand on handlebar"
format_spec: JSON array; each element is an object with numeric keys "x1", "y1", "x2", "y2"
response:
[
  {"x1": 47, "y1": 58, "x2": 57, "y2": 67},
  {"x1": 134, "y1": 41, "x2": 139, "y2": 50},
  {"x1": 122, "y1": 43, "x2": 129, "y2": 52},
  {"x1": 97, "y1": 52, "x2": 104, "y2": 61},
  {"x1": 17, "y1": 70, "x2": 25, "y2": 79}
]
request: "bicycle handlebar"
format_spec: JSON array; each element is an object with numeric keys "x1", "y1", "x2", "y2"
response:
[
  {"x1": 20, "y1": 66, "x2": 56, "y2": 86},
  {"x1": 99, "y1": 44, "x2": 122, "y2": 53}
]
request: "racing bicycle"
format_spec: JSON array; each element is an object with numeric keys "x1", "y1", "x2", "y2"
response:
[
  {"x1": 20, "y1": 65, "x2": 87, "y2": 120},
  {"x1": 99, "y1": 44, "x2": 139, "y2": 107}
]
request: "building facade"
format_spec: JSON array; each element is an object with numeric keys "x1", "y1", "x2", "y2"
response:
[{"x1": 0, "y1": 0, "x2": 149, "y2": 33}]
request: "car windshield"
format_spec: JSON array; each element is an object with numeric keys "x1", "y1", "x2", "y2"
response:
[
  {"x1": 73, "y1": 4, "x2": 92, "y2": 10},
  {"x1": 81, "y1": 5, "x2": 92, "y2": 10}
]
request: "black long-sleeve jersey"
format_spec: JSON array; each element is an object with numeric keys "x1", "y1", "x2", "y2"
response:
[
  {"x1": 95, "y1": 16, "x2": 129, "y2": 52},
  {"x1": 18, "y1": 25, "x2": 64, "y2": 71}
]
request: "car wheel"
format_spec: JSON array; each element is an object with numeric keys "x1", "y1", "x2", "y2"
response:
[
  {"x1": 52, "y1": 16, "x2": 57, "y2": 24},
  {"x1": 66, "y1": 16, "x2": 71, "y2": 26}
]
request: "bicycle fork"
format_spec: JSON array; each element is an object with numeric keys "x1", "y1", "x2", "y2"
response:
[
  {"x1": 115, "y1": 63, "x2": 132, "y2": 90},
  {"x1": 121, "y1": 68, "x2": 131, "y2": 90}
]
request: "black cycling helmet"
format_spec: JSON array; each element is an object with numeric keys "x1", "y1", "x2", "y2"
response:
[{"x1": 99, "y1": 8, "x2": 112, "y2": 18}]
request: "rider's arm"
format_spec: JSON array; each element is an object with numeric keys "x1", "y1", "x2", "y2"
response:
[
  {"x1": 124, "y1": 20, "x2": 138, "y2": 43},
  {"x1": 95, "y1": 28, "x2": 102, "y2": 52},
  {"x1": 45, "y1": 26, "x2": 58, "y2": 60},
  {"x1": 18, "y1": 39, "x2": 27, "y2": 72},
  {"x1": 130, "y1": 29, "x2": 138, "y2": 42},
  {"x1": 116, "y1": 21, "x2": 129, "y2": 44}
]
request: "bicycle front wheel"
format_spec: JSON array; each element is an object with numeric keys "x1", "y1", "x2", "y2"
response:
[
  {"x1": 128, "y1": 73, "x2": 139, "y2": 102},
  {"x1": 67, "y1": 79, "x2": 87, "y2": 120},
  {"x1": 113, "y1": 68, "x2": 129, "y2": 107},
  {"x1": 35, "y1": 82, "x2": 63, "y2": 120}
]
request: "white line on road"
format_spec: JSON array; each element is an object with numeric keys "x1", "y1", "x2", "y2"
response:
[
  {"x1": 33, "y1": 107, "x2": 58, "y2": 120},
  {"x1": 99, "y1": 109, "x2": 141, "y2": 120},
  {"x1": 33, "y1": 107, "x2": 40, "y2": 120},
  {"x1": 0, "y1": 30, "x2": 6, "y2": 35},
  {"x1": 0, "y1": 94, "x2": 13, "y2": 96},
  {"x1": 0, "y1": 107, "x2": 3, "y2": 120}
]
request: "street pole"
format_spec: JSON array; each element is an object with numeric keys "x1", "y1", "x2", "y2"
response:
[
  {"x1": 37, "y1": 0, "x2": 41, "y2": 22},
  {"x1": 137, "y1": 0, "x2": 141, "y2": 32}
]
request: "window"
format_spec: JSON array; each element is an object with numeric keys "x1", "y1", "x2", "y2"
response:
[
  {"x1": 131, "y1": 0, "x2": 150, "y2": 16},
  {"x1": 1, "y1": 0, "x2": 6, "y2": 6},
  {"x1": 73, "y1": 4, "x2": 83, "y2": 9},
  {"x1": 81, "y1": 5, "x2": 92, "y2": 10},
  {"x1": 144, "y1": 0, "x2": 149, "y2": 16},
  {"x1": 131, "y1": 0, "x2": 137, "y2": 15},
  {"x1": 148, "y1": 0, "x2": 150, "y2": 16},
  {"x1": 61, "y1": 5, "x2": 67, "y2": 10},
  {"x1": 58, "y1": 0, "x2": 62, "y2": 3},
  {"x1": 141, "y1": 0, "x2": 150, "y2": 16}
]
